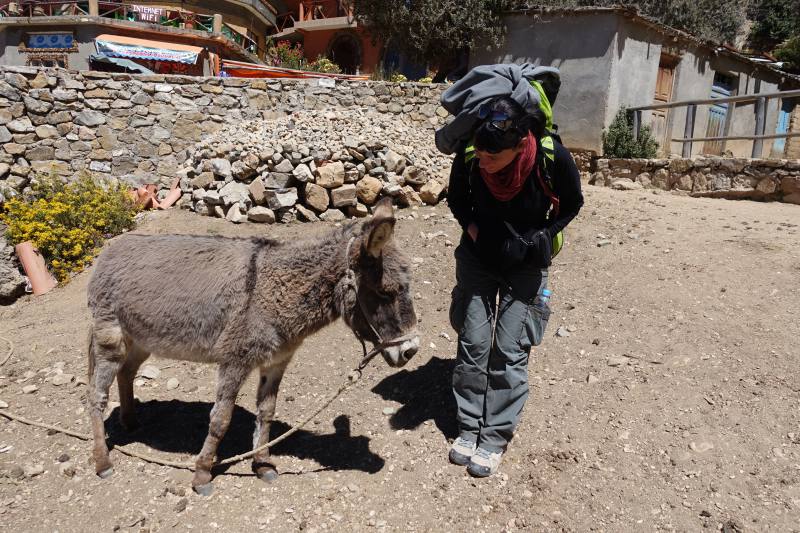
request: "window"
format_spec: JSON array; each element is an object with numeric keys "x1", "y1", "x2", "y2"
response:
[
  {"x1": 27, "y1": 55, "x2": 69, "y2": 68},
  {"x1": 20, "y1": 32, "x2": 77, "y2": 68}
]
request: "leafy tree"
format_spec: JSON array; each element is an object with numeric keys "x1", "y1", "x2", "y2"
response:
[
  {"x1": 775, "y1": 36, "x2": 800, "y2": 72},
  {"x1": 602, "y1": 108, "x2": 659, "y2": 159},
  {"x1": 747, "y1": 0, "x2": 800, "y2": 51},
  {"x1": 529, "y1": 0, "x2": 749, "y2": 43},
  {"x1": 352, "y1": 0, "x2": 512, "y2": 81}
]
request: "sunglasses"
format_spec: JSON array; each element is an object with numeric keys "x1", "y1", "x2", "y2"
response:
[{"x1": 477, "y1": 103, "x2": 516, "y2": 132}]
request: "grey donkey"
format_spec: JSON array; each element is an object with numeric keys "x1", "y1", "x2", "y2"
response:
[{"x1": 86, "y1": 198, "x2": 420, "y2": 495}]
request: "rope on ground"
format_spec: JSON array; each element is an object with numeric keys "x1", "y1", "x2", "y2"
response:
[
  {"x1": 0, "y1": 369, "x2": 364, "y2": 472},
  {"x1": 0, "y1": 335, "x2": 13, "y2": 366}
]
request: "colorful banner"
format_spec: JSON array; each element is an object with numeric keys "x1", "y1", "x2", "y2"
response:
[{"x1": 96, "y1": 39, "x2": 199, "y2": 64}]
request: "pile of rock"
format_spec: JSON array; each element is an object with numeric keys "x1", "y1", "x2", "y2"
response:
[{"x1": 175, "y1": 109, "x2": 454, "y2": 223}]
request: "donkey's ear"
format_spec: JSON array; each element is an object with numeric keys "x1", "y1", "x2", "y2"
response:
[{"x1": 365, "y1": 198, "x2": 395, "y2": 257}]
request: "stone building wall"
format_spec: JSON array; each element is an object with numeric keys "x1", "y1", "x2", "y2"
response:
[
  {"x1": 588, "y1": 156, "x2": 800, "y2": 205},
  {"x1": 0, "y1": 65, "x2": 448, "y2": 203}
]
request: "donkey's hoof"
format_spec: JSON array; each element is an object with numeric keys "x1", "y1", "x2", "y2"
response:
[
  {"x1": 256, "y1": 468, "x2": 279, "y2": 483},
  {"x1": 193, "y1": 483, "x2": 214, "y2": 497},
  {"x1": 96, "y1": 467, "x2": 114, "y2": 479}
]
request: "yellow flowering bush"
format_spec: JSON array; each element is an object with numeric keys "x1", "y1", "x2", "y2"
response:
[
  {"x1": 390, "y1": 73, "x2": 408, "y2": 83},
  {"x1": 0, "y1": 174, "x2": 138, "y2": 282},
  {"x1": 308, "y1": 56, "x2": 342, "y2": 74},
  {"x1": 418, "y1": 76, "x2": 433, "y2": 84}
]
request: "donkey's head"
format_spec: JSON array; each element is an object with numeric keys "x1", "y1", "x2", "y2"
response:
[{"x1": 338, "y1": 198, "x2": 420, "y2": 367}]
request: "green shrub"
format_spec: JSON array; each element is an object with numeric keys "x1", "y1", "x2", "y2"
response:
[
  {"x1": 602, "y1": 107, "x2": 659, "y2": 159},
  {"x1": 0, "y1": 173, "x2": 138, "y2": 282},
  {"x1": 390, "y1": 73, "x2": 407, "y2": 83},
  {"x1": 307, "y1": 56, "x2": 342, "y2": 74},
  {"x1": 418, "y1": 76, "x2": 433, "y2": 83}
]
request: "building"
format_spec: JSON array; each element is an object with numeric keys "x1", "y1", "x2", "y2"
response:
[
  {"x1": 471, "y1": 6, "x2": 800, "y2": 158},
  {"x1": 271, "y1": 0, "x2": 381, "y2": 75},
  {"x1": 0, "y1": 1, "x2": 283, "y2": 75}
]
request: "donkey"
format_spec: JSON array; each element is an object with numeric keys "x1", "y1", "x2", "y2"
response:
[{"x1": 86, "y1": 198, "x2": 419, "y2": 495}]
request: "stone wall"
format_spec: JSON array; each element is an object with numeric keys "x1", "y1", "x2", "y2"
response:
[
  {"x1": 588, "y1": 156, "x2": 800, "y2": 205},
  {"x1": 0, "y1": 65, "x2": 448, "y2": 203}
]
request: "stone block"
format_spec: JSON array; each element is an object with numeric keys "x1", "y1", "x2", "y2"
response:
[
  {"x1": 264, "y1": 187, "x2": 298, "y2": 210},
  {"x1": 247, "y1": 206, "x2": 275, "y2": 223},
  {"x1": 249, "y1": 177, "x2": 266, "y2": 205},
  {"x1": 303, "y1": 182, "x2": 329, "y2": 212},
  {"x1": 331, "y1": 184, "x2": 357, "y2": 208},
  {"x1": 356, "y1": 176, "x2": 383, "y2": 205},
  {"x1": 316, "y1": 161, "x2": 345, "y2": 188},
  {"x1": 419, "y1": 179, "x2": 445, "y2": 204}
]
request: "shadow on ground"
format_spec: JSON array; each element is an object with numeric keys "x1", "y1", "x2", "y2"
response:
[
  {"x1": 106, "y1": 401, "x2": 384, "y2": 475},
  {"x1": 371, "y1": 356, "x2": 458, "y2": 440}
]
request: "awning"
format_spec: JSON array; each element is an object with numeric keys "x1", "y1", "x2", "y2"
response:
[
  {"x1": 95, "y1": 34, "x2": 203, "y2": 65},
  {"x1": 89, "y1": 53, "x2": 155, "y2": 74}
]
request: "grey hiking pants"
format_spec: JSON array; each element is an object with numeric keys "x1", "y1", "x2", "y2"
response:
[{"x1": 449, "y1": 241, "x2": 551, "y2": 453}]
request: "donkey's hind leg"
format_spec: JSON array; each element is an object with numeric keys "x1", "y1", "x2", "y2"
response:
[
  {"x1": 252, "y1": 360, "x2": 289, "y2": 482},
  {"x1": 117, "y1": 341, "x2": 150, "y2": 432},
  {"x1": 87, "y1": 323, "x2": 127, "y2": 478},
  {"x1": 192, "y1": 362, "x2": 250, "y2": 496}
]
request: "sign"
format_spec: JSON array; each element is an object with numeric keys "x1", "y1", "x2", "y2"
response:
[
  {"x1": 96, "y1": 40, "x2": 199, "y2": 65},
  {"x1": 132, "y1": 5, "x2": 165, "y2": 23}
]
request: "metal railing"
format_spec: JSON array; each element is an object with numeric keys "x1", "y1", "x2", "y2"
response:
[{"x1": 630, "y1": 89, "x2": 800, "y2": 158}]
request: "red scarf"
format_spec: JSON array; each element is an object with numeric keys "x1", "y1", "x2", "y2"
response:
[{"x1": 479, "y1": 133, "x2": 537, "y2": 202}]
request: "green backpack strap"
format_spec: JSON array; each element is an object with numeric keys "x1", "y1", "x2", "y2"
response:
[
  {"x1": 530, "y1": 80, "x2": 554, "y2": 131},
  {"x1": 538, "y1": 134, "x2": 564, "y2": 258}
]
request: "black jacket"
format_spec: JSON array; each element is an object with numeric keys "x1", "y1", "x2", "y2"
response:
[{"x1": 446, "y1": 136, "x2": 584, "y2": 270}]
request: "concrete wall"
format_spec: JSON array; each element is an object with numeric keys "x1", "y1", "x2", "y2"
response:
[
  {"x1": 607, "y1": 17, "x2": 662, "y2": 126},
  {"x1": 470, "y1": 12, "x2": 619, "y2": 153}
]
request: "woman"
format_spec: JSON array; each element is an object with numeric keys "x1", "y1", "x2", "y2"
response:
[{"x1": 446, "y1": 96, "x2": 584, "y2": 477}]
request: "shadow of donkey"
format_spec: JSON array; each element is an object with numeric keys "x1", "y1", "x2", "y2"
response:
[{"x1": 106, "y1": 401, "x2": 384, "y2": 476}]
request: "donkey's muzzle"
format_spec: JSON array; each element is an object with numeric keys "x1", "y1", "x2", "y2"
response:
[{"x1": 382, "y1": 335, "x2": 420, "y2": 367}]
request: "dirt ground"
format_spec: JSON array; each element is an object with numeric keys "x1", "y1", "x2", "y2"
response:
[{"x1": 0, "y1": 184, "x2": 799, "y2": 533}]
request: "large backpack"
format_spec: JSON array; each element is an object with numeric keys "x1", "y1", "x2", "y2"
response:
[{"x1": 462, "y1": 76, "x2": 565, "y2": 258}]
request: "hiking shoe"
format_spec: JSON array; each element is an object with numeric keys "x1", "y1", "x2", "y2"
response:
[
  {"x1": 467, "y1": 447, "x2": 503, "y2": 477},
  {"x1": 448, "y1": 436, "x2": 477, "y2": 466}
]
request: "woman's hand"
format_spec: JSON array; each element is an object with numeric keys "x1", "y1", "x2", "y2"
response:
[{"x1": 467, "y1": 223, "x2": 479, "y2": 242}]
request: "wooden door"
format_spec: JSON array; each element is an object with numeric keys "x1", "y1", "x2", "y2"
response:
[
  {"x1": 704, "y1": 73, "x2": 735, "y2": 155},
  {"x1": 651, "y1": 62, "x2": 675, "y2": 154},
  {"x1": 772, "y1": 98, "x2": 794, "y2": 157}
]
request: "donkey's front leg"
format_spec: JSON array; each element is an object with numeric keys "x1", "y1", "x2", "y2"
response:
[
  {"x1": 192, "y1": 363, "x2": 250, "y2": 496},
  {"x1": 252, "y1": 360, "x2": 289, "y2": 482}
]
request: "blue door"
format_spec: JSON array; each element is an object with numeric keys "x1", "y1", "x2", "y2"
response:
[
  {"x1": 773, "y1": 99, "x2": 794, "y2": 156},
  {"x1": 704, "y1": 74, "x2": 734, "y2": 155}
]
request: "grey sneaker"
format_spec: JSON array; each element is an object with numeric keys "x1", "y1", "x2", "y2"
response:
[
  {"x1": 467, "y1": 447, "x2": 503, "y2": 477},
  {"x1": 448, "y1": 436, "x2": 477, "y2": 466}
]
